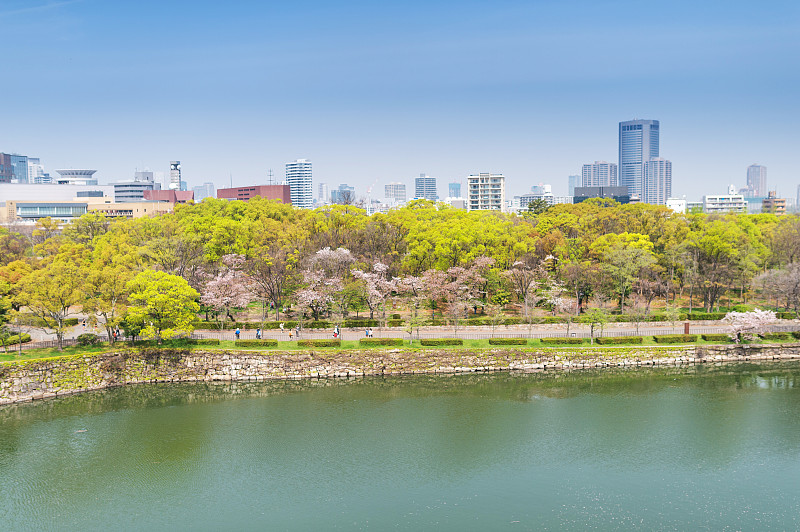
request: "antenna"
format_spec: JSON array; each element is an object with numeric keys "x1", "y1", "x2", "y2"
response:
[{"x1": 230, "y1": 172, "x2": 233, "y2": 188}]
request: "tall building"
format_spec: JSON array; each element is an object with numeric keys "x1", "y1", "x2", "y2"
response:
[
  {"x1": 467, "y1": 173, "x2": 505, "y2": 211},
  {"x1": 414, "y1": 174, "x2": 437, "y2": 201},
  {"x1": 746, "y1": 164, "x2": 767, "y2": 197},
  {"x1": 448, "y1": 181, "x2": 461, "y2": 198},
  {"x1": 703, "y1": 185, "x2": 747, "y2": 214},
  {"x1": 330, "y1": 183, "x2": 355, "y2": 204},
  {"x1": 10, "y1": 155, "x2": 28, "y2": 183},
  {"x1": 111, "y1": 171, "x2": 161, "y2": 202},
  {"x1": 581, "y1": 161, "x2": 618, "y2": 187},
  {"x1": 27, "y1": 157, "x2": 46, "y2": 183},
  {"x1": 568, "y1": 175, "x2": 580, "y2": 196},
  {"x1": 317, "y1": 182, "x2": 329, "y2": 204},
  {"x1": 619, "y1": 119, "x2": 659, "y2": 197},
  {"x1": 169, "y1": 161, "x2": 181, "y2": 190},
  {"x1": 385, "y1": 182, "x2": 407, "y2": 203},
  {"x1": 642, "y1": 158, "x2": 672, "y2": 205},
  {"x1": 0, "y1": 154, "x2": 13, "y2": 183},
  {"x1": 286, "y1": 159, "x2": 313, "y2": 209},
  {"x1": 55, "y1": 169, "x2": 98, "y2": 185},
  {"x1": 193, "y1": 182, "x2": 216, "y2": 202}
]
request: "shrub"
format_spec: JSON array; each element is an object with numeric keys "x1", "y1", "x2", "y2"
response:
[
  {"x1": 2, "y1": 333, "x2": 31, "y2": 346},
  {"x1": 686, "y1": 313, "x2": 727, "y2": 321},
  {"x1": 792, "y1": 331, "x2": 800, "y2": 340},
  {"x1": 760, "y1": 332, "x2": 792, "y2": 341},
  {"x1": 343, "y1": 319, "x2": 379, "y2": 328},
  {"x1": 76, "y1": 333, "x2": 102, "y2": 346},
  {"x1": 297, "y1": 339, "x2": 341, "y2": 348},
  {"x1": 701, "y1": 334, "x2": 733, "y2": 342},
  {"x1": 235, "y1": 339, "x2": 278, "y2": 347},
  {"x1": 595, "y1": 336, "x2": 644, "y2": 345},
  {"x1": 540, "y1": 337, "x2": 583, "y2": 345},
  {"x1": 502, "y1": 317, "x2": 525, "y2": 325},
  {"x1": 488, "y1": 338, "x2": 528, "y2": 345},
  {"x1": 387, "y1": 319, "x2": 403, "y2": 327},
  {"x1": 359, "y1": 338, "x2": 404, "y2": 347},
  {"x1": 652, "y1": 334, "x2": 698, "y2": 344},
  {"x1": 777, "y1": 312, "x2": 797, "y2": 320},
  {"x1": 391, "y1": 314, "x2": 401, "y2": 320},
  {"x1": 420, "y1": 338, "x2": 463, "y2": 346}
]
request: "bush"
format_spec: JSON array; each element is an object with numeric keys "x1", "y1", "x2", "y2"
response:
[
  {"x1": 653, "y1": 334, "x2": 698, "y2": 344},
  {"x1": 343, "y1": 319, "x2": 379, "y2": 328},
  {"x1": 777, "y1": 312, "x2": 797, "y2": 320},
  {"x1": 420, "y1": 338, "x2": 463, "y2": 346},
  {"x1": 595, "y1": 336, "x2": 644, "y2": 345},
  {"x1": 2, "y1": 333, "x2": 32, "y2": 346},
  {"x1": 391, "y1": 314, "x2": 401, "y2": 320},
  {"x1": 359, "y1": 338, "x2": 404, "y2": 347},
  {"x1": 686, "y1": 313, "x2": 727, "y2": 321},
  {"x1": 76, "y1": 333, "x2": 102, "y2": 346},
  {"x1": 760, "y1": 332, "x2": 792, "y2": 341},
  {"x1": 701, "y1": 334, "x2": 733, "y2": 342},
  {"x1": 387, "y1": 319, "x2": 403, "y2": 327},
  {"x1": 235, "y1": 339, "x2": 278, "y2": 347},
  {"x1": 488, "y1": 338, "x2": 528, "y2": 345},
  {"x1": 297, "y1": 339, "x2": 341, "y2": 348},
  {"x1": 792, "y1": 331, "x2": 800, "y2": 340},
  {"x1": 540, "y1": 337, "x2": 583, "y2": 345}
]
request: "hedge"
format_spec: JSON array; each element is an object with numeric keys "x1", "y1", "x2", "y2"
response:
[
  {"x1": 760, "y1": 332, "x2": 792, "y2": 341},
  {"x1": 792, "y1": 331, "x2": 800, "y2": 340},
  {"x1": 595, "y1": 336, "x2": 644, "y2": 345},
  {"x1": 488, "y1": 338, "x2": 528, "y2": 345},
  {"x1": 76, "y1": 333, "x2": 103, "y2": 346},
  {"x1": 391, "y1": 314, "x2": 401, "y2": 320},
  {"x1": 1, "y1": 333, "x2": 32, "y2": 346},
  {"x1": 420, "y1": 338, "x2": 463, "y2": 346},
  {"x1": 540, "y1": 337, "x2": 583, "y2": 345},
  {"x1": 652, "y1": 334, "x2": 698, "y2": 344},
  {"x1": 387, "y1": 320, "x2": 403, "y2": 327},
  {"x1": 297, "y1": 339, "x2": 341, "y2": 348},
  {"x1": 686, "y1": 313, "x2": 727, "y2": 321},
  {"x1": 701, "y1": 334, "x2": 733, "y2": 342},
  {"x1": 235, "y1": 339, "x2": 278, "y2": 347},
  {"x1": 359, "y1": 338, "x2": 404, "y2": 347}
]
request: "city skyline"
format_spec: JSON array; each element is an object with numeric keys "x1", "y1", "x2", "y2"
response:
[{"x1": 1, "y1": 1, "x2": 798, "y2": 200}]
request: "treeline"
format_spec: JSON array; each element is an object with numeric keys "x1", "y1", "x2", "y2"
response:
[{"x1": 2, "y1": 198, "x2": 800, "y2": 347}]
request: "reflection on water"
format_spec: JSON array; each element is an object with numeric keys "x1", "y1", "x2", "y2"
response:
[{"x1": 1, "y1": 362, "x2": 800, "y2": 531}]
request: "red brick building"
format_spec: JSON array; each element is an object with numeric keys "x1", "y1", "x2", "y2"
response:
[
  {"x1": 143, "y1": 189, "x2": 194, "y2": 203},
  {"x1": 217, "y1": 185, "x2": 291, "y2": 204}
]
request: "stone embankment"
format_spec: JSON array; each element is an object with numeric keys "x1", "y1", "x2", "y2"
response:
[{"x1": 2, "y1": 344, "x2": 800, "y2": 405}]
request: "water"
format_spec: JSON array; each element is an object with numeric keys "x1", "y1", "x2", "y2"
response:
[{"x1": 2, "y1": 363, "x2": 800, "y2": 531}]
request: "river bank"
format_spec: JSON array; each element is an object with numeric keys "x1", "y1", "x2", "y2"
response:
[{"x1": 3, "y1": 343, "x2": 800, "y2": 405}]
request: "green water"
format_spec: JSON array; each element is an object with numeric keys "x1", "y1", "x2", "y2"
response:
[{"x1": 2, "y1": 363, "x2": 800, "y2": 531}]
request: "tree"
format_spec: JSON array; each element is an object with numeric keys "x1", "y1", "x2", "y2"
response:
[
  {"x1": 352, "y1": 261, "x2": 399, "y2": 325},
  {"x1": 580, "y1": 308, "x2": 609, "y2": 344},
  {"x1": 201, "y1": 254, "x2": 253, "y2": 329},
  {"x1": 16, "y1": 249, "x2": 86, "y2": 350},
  {"x1": 126, "y1": 271, "x2": 200, "y2": 343},
  {"x1": 246, "y1": 247, "x2": 296, "y2": 321},
  {"x1": 756, "y1": 264, "x2": 800, "y2": 316},
  {"x1": 722, "y1": 309, "x2": 776, "y2": 344}
]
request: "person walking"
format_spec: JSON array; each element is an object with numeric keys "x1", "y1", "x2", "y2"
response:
[
  {"x1": 256, "y1": 328, "x2": 262, "y2": 340},
  {"x1": 279, "y1": 323, "x2": 285, "y2": 334},
  {"x1": 295, "y1": 324, "x2": 300, "y2": 338},
  {"x1": 235, "y1": 327, "x2": 240, "y2": 340}
]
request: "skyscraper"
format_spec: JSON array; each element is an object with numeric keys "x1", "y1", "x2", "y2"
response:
[
  {"x1": 10, "y1": 155, "x2": 28, "y2": 183},
  {"x1": 619, "y1": 119, "x2": 659, "y2": 197},
  {"x1": 286, "y1": 159, "x2": 313, "y2": 209},
  {"x1": 467, "y1": 173, "x2": 506, "y2": 211},
  {"x1": 169, "y1": 161, "x2": 181, "y2": 190},
  {"x1": 581, "y1": 161, "x2": 618, "y2": 187},
  {"x1": 318, "y1": 182, "x2": 329, "y2": 204},
  {"x1": 385, "y1": 182, "x2": 407, "y2": 203},
  {"x1": 568, "y1": 175, "x2": 580, "y2": 196},
  {"x1": 643, "y1": 158, "x2": 672, "y2": 205},
  {"x1": 193, "y1": 182, "x2": 216, "y2": 202},
  {"x1": 448, "y1": 181, "x2": 461, "y2": 198},
  {"x1": 746, "y1": 164, "x2": 767, "y2": 197},
  {"x1": 0, "y1": 154, "x2": 12, "y2": 183},
  {"x1": 415, "y1": 174, "x2": 437, "y2": 201}
]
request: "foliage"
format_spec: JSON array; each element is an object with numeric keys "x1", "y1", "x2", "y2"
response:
[
  {"x1": 126, "y1": 270, "x2": 200, "y2": 343},
  {"x1": 235, "y1": 339, "x2": 279, "y2": 347},
  {"x1": 652, "y1": 334, "x2": 699, "y2": 344},
  {"x1": 594, "y1": 336, "x2": 643, "y2": 345},
  {"x1": 540, "y1": 337, "x2": 583, "y2": 344},
  {"x1": 701, "y1": 334, "x2": 733, "y2": 342},
  {"x1": 76, "y1": 333, "x2": 103, "y2": 346},
  {"x1": 420, "y1": 338, "x2": 463, "y2": 346},
  {"x1": 488, "y1": 338, "x2": 528, "y2": 345},
  {"x1": 359, "y1": 338, "x2": 404, "y2": 347},
  {"x1": 721, "y1": 309, "x2": 777, "y2": 344},
  {"x1": 297, "y1": 339, "x2": 341, "y2": 347}
]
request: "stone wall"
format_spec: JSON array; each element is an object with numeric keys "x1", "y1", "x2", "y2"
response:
[{"x1": 2, "y1": 344, "x2": 800, "y2": 405}]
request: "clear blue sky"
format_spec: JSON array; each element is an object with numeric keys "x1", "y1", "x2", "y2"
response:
[{"x1": 2, "y1": 0, "x2": 798, "y2": 200}]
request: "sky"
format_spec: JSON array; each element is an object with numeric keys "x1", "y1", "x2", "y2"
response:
[{"x1": 1, "y1": 0, "x2": 799, "y2": 200}]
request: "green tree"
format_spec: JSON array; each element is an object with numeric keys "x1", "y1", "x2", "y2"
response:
[{"x1": 126, "y1": 271, "x2": 200, "y2": 343}]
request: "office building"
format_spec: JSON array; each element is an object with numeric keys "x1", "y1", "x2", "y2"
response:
[
  {"x1": 385, "y1": 182, "x2": 407, "y2": 203},
  {"x1": 318, "y1": 182, "x2": 329, "y2": 204},
  {"x1": 27, "y1": 158, "x2": 46, "y2": 183},
  {"x1": 0, "y1": 183, "x2": 114, "y2": 203},
  {"x1": 581, "y1": 161, "x2": 618, "y2": 187},
  {"x1": 666, "y1": 198, "x2": 687, "y2": 213},
  {"x1": 0, "y1": 154, "x2": 14, "y2": 183},
  {"x1": 217, "y1": 184, "x2": 291, "y2": 203},
  {"x1": 55, "y1": 169, "x2": 98, "y2": 185},
  {"x1": 193, "y1": 182, "x2": 216, "y2": 202},
  {"x1": 512, "y1": 185, "x2": 572, "y2": 213},
  {"x1": 111, "y1": 171, "x2": 161, "y2": 202},
  {"x1": 448, "y1": 182, "x2": 461, "y2": 198},
  {"x1": 703, "y1": 185, "x2": 747, "y2": 214},
  {"x1": 619, "y1": 119, "x2": 659, "y2": 197},
  {"x1": 642, "y1": 158, "x2": 672, "y2": 205},
  {"x1": 143, "y1": 190, "x2": 194, "y2": 204},
  {"x1": 746, "y1": 164, "x2": 767, "y2": 197},
  {"x1": 467, "y1": 173, "x2": 505, "y2": 211},
  {"x1": 330, "y1": 184, "x2": 356, "y2": 204},
  {"x1": 414, "y1": 174, "x2": 437, "y2": 201},
  {"x1": 762, "y1": 191, "x2": 786, "y2": 215},
  {"x1": 286, "y1": 159, "x2": 313, "y2": 209},
  {"x1": 169, "y1": 161, "x2": 181, "y2": 190},
  {"x1": 10, "y1": 155, "x2": 28, "y2": 183},
  {"x1": 568, "y1": 175, "x2": 580, "y2": 196},
  {"x1": 573, "y1": 186, "x2": 630, "y2": 204}
]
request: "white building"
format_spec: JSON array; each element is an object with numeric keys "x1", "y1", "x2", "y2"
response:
[
  {"x1": 643, "y1": 157, "x2": 672, "y2": 205},
  {"x1": 467, "y1": 173, "x2": 506, "y2": 212},
  {"x1": 111, "y1": 171, "x2": 162, "y2": 202},
  {"x1": 581, "y1": 161, "x2": 618, "y2": 187},
  {"x1": 286, "y1": 159, "x2": 313, "y2": 209},
  {"x1": 414, "y1": 174, "x2": 437, "y2": 201},
  {"x1": 385, "y1": 182, "x2": 407, "y2": 203},
  {"x1": 666, "y1": 197, "x2": 687, "y2": 213},
  {"x1": 511, "y1": 184, "x2": 572, "y2": 213},
  {"x1": 55, "y1": 169, "x2": 97, "y2": 185},
  {"x1": 317, "y1": 182, "x2": 329, "y2": 204},
  {"x1": 169, "y1": 161, "x2": 181, "y2": 190},
  {"x1": 703, "y1": 185, "x2": 747, "y2": 214}
]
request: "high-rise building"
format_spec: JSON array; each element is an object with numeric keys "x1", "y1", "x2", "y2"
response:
[
  {"x1": 385, "y1": 182, "x2": 407, "y2": 203},
  {"x1": 286, "y1": 159, "x2": 313, "y2": 209},
  {"x1": 746, "y1": 164, "x2": 767, "y2": 197},
  {"x1": 581, "y1": 162, "x2": 618, "y2": 187},
  {"x1": 55, "y1": 169, "x2": 98, "y2": 185},
  {"x1": 448, "y1": 181, "x2": 461, "y2": 198},
  {"x1": 27, "y1": 157, "x2": 45, "y2": 183},
  {"x1": 414, "y1": 174, "x2": 437, "y2": 201},
  {"x1": 330, "y1": 183, "x2": 356, "y2": 204},
  {"x1": 193, "y1": 182, "x2": 216, "y2": 202},
  {"x1": 169, "y1": 161, "x2": 181, "y2": 190},
  {"x1": 10, "y1": 155, "x2": 28, "y2": 183},
  {"x1": 318, "y1": 182, "x2": 329, "y2": 204},
  {"x1": 0, "y1": 154, "x2": 13, "y2": 183},
  {"x1": 467, "y1": 173, "x2": 506, "y2": 211},
  {"x1": 111, "y1": 171, "x2": 161, "y2": 202},
  {"x1": 619, "y1": 119, "x2": 659, "y2": 197},
  {"x1": 568, "y1": 175, "x2": 580, "y2": 196},
  {"x1": 642, "y1": 158, "x2": 672, "y2": 205}
]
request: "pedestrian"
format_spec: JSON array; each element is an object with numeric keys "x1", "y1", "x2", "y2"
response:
[
  {"x1": 365, "y1": 328, "x2": 369, "y2": 337},
  {"x1": 295, "y1": 324, "x2": 300, "y2": 337},
  {"x1": 288, "y1": 330, "x2": 293, "y2": 339},
  {"x1": 256, "y1": 328, "x2": 262, "y2": 340},
  {"x1": 235, "y1": 327, "x2": 240, "y2": 340},
  {"x1": 368, "y1": 328, "x2": 373, "y2": 338},
  {"x1": 279, "y1": 323, "x2": 285, "y2": 333}
]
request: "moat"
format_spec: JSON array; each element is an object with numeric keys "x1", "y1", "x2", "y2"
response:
[{"x1": 2, "y1": 362, "x2": 799, "y2": 530}]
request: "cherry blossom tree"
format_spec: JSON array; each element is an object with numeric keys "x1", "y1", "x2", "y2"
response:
[
  {"x1": 201, "y1": 254, "x2": 253, "y2": 330},
  {"x1": 352, "y1": 261, "x2": 399, "y2": 326},
  {"x1": 722, "y1": 308, "x2": 777, "y2": 344}
]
